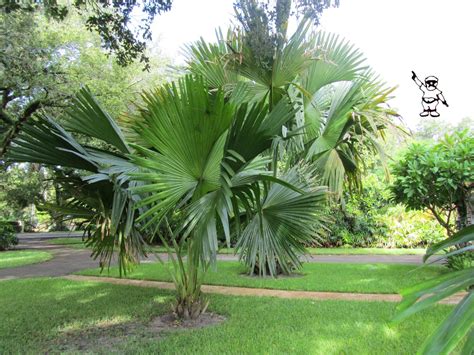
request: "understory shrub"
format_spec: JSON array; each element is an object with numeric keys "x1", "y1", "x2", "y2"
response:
[
  {"x1": 320, "y1": 205, "x2": 386, "y2": 248},
  {"x1": 444, "y1": 250, "x2": 474, "y2": 270},
  {"x1": 321, "y1": 173, "x2": 447, "y2": 249},
  {"x1": 0, "y1": 222, "x2": 18, "y2": 251},
  {"x1": 377, "y1": 205, "x2": 446, "y2": 248}
]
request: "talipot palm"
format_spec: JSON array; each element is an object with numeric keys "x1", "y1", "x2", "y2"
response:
[{"x1": 128, "y1": 75, "x2": 328, "y2": 315}]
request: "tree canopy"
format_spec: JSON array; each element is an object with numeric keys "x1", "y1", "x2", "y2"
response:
[
  {"x1": 391, "y1": 131, "x2": 474, "y2": 235},
  {"x1": 0, "y1": 10, "x2": 167, "y2": 158},
  {"x1": 1, "y1": 0, "x2": 173, "y2": 69}
]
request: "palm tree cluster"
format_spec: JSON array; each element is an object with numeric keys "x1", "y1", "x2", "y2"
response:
[{"x1": 4, "y1": 17, "x2": 399, "y2": 318}]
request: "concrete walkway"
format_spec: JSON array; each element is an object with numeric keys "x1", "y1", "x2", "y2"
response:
[{"x1": 64, "y1": 275, "x2": 465, "y2": 305}]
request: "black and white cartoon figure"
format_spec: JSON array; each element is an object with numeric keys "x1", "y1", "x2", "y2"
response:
[{"x1": 411, "y1": 71, "x2": 448, "y2": 117}]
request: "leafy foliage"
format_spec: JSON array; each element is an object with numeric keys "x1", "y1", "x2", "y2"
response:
[
  {"x1": 185, "y1": 18, "x2": 400, "y2": 198},
  {"x1": 1, "y1": 0, "x2": 173, "y2": 69},
  {"x1": 0, "y1": 10, "x2": 167, "y2": 157},
  {"x1": 394, "y1": 225, "x2": 474, "y2": 354},
  {"x1": 237, "y1": 167, "x2": 328, "y2": 275},
  {"x1": 379, "y1": 206, "x2": 445, "y2": 248},
  {"x1": 391, "y1": 131, "x2": 474, "y2": 236},
  {"x1": 0, "y1": 221, "x2": 18, "y2": 251},
  {"x1": 130, "y1": 75, "x2": 326, "y2": 280},
  {"x1": 0, "y1": 165, "x2": 44, "y2": 226},
  {"x1": 319, "y1": 173, "x2": 445, "y2": 249}
]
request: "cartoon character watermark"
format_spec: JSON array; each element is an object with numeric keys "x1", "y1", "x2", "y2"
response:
[{"x1": 411, "y1": 71, "x2": 448, "y2": 117}]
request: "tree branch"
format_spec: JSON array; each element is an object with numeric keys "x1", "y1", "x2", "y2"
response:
[{"x1": 0, "y1": 99, "x2": 43, "y2": 157}]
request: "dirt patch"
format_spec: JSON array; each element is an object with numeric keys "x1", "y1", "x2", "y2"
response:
[
  {"x1": 150, "y1": 312, "x2": 226, "y2": 331},
  {"x1": 50, "y1": 312, "x2": 226, "y2": 353},
  {"x1": 52, "y1": 321, "x2": 144, "y2": 353}
]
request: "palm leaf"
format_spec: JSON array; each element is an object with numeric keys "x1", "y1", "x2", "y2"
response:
[{"x1": 62, "y1": 86, "x2": 130, "y2": 153}]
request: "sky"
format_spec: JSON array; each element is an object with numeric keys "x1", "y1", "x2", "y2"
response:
[{"x1": 151, "y1": 0, "x2": 474, "y2": 128}]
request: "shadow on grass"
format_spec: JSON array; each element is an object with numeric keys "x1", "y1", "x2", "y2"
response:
[
  {"x1": 1, "y1": 278, "x2": 453, "y2": 354},
  {"x1": 0, "y1": 278, "x2": 172, "y2": 353}
]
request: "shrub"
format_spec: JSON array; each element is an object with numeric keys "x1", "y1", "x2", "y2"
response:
[
  {"x1": 321, "y1": 205, "x2": 386, "y2": 248},
  {"x1": 444, "y1": 250, "x2": 474, "y2": 270},
  {"x1": 322, "y1": 172, "x2": 447, "y2": 249},
  {"x1": 391, "y1": 130, "x2": 474, "y2": 236},
  {"x1": 377, "y1": 205, "x2": 446, "y2": 248},
  {"x1": 0, "y1": 222, "x2": 18, "y2": 251}
]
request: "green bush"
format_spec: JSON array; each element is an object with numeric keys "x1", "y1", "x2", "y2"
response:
[
  {"x1": 0, "y1": 222, "x2": 18, "y2": 251},
  {"x1": 321, "y1": 205, "x2": 386, "y2": 248},
  {"x1": 322, "y1": 173, "x2": 446, "y2": 249},
  {"x1": 444, "y1": 250, "x2": 474, "y2": 270},
  {"x1": 377, "y1": 205, "x2": 446, "y2": 248},
  {"x1": 391, "y1": 131, "x2": 474, "y2": 236}
]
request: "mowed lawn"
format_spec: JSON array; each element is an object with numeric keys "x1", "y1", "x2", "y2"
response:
[
  {"x1": 78, "y1": 261, "x2": 446, "y2": 294},
  {"x1": 0, "y1": 250, "x2": 52, "y2": 269},
  {"x1": 0, "y1": 278, "x2": 453, "y2": 354}
]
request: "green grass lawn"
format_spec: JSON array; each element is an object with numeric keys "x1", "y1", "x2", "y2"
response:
[
  {"x1": 47, "y1": 237, "x2": 87, "y2": 249},
  {"x1": 217, "y1": 247, "x2": 428, "y2": 255},
  {"x1": 163, "y1": 246, "x2": 428, "y2": 255},
  {"x1": 79, "y1": 261, "x2": 446, "y2": 294},
  {"x1": 0, "y1": 278, "x2": 452, "y2": 354},
  {"x1": 0, "y1": 250, "x2": 52, "y2": 269}
]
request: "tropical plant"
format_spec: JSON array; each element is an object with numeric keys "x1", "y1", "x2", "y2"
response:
[
  {"x1": 394, "y1": 225, "x2": 474, "y2": 354},
  {"x1": 6, "y1": 75, "x2": 327, "y2": 318},
  {"x1": 237, "y1": 167, "x2": 328, "y2": 275},
  {"x1": 127, "y1": 75, "x2": 328, "y2": 317},
  {"x1": 391, "y1": 130, "x2": 474, "y2": 236},
  {"x1": 186, "y1": 18, "x2": 399, "y2": 195}
]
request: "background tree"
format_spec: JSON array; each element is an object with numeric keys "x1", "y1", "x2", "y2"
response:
[
  {"x1": 391, "y1": 130, "x2": 474, "y2": 236},
  {"x1": 0, "y1": 164, "x2": 45, "y2": 231},
  {"x1": 414, "y1": 116, "x2": 473, "y2": 141},
  {"x1": 1, "y1": 0, "x2": 173, "y2": 69},
  {"x1": 0, "y1": 10, "x2": 168, "y2": 157}
]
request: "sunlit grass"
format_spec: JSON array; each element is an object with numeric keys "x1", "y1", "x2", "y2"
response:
[
  {"x1": 78, "y1": 261, "x2": 446, "y2": 294},
  {"x1": 47, "y1": 238, "x2": 87, "y2": 249},
  {"x1": 0, "y1": 250, "x2": 52, "y2": 269}
]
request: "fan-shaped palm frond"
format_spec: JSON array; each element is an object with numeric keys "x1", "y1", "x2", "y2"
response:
[
  {"x1": 236, "y1": 166, "x2": 328, "y2": 276},
  {"x1": 130, "y1": 75, "x2": 297, "y2": 259}
]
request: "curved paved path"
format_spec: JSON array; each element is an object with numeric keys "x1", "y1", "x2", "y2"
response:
[
  {"x1": 1, "y1": 237, "x2": 425, "y2": 281},
  {"x1": 0, "y1": 241, "x2": 98, "y2": 281}
]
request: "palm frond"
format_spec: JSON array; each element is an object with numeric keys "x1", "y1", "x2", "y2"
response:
[
  {"x1": 236, "y1": 166, "x2": 328, "y2": 276},
  {"x1": 63, "y1": 86, "x2": 130, "y2": 153}
]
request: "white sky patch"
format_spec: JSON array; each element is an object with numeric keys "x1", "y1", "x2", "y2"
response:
[{"x1": 151, "y1": 0, "x2": 474, "y2": 128}]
